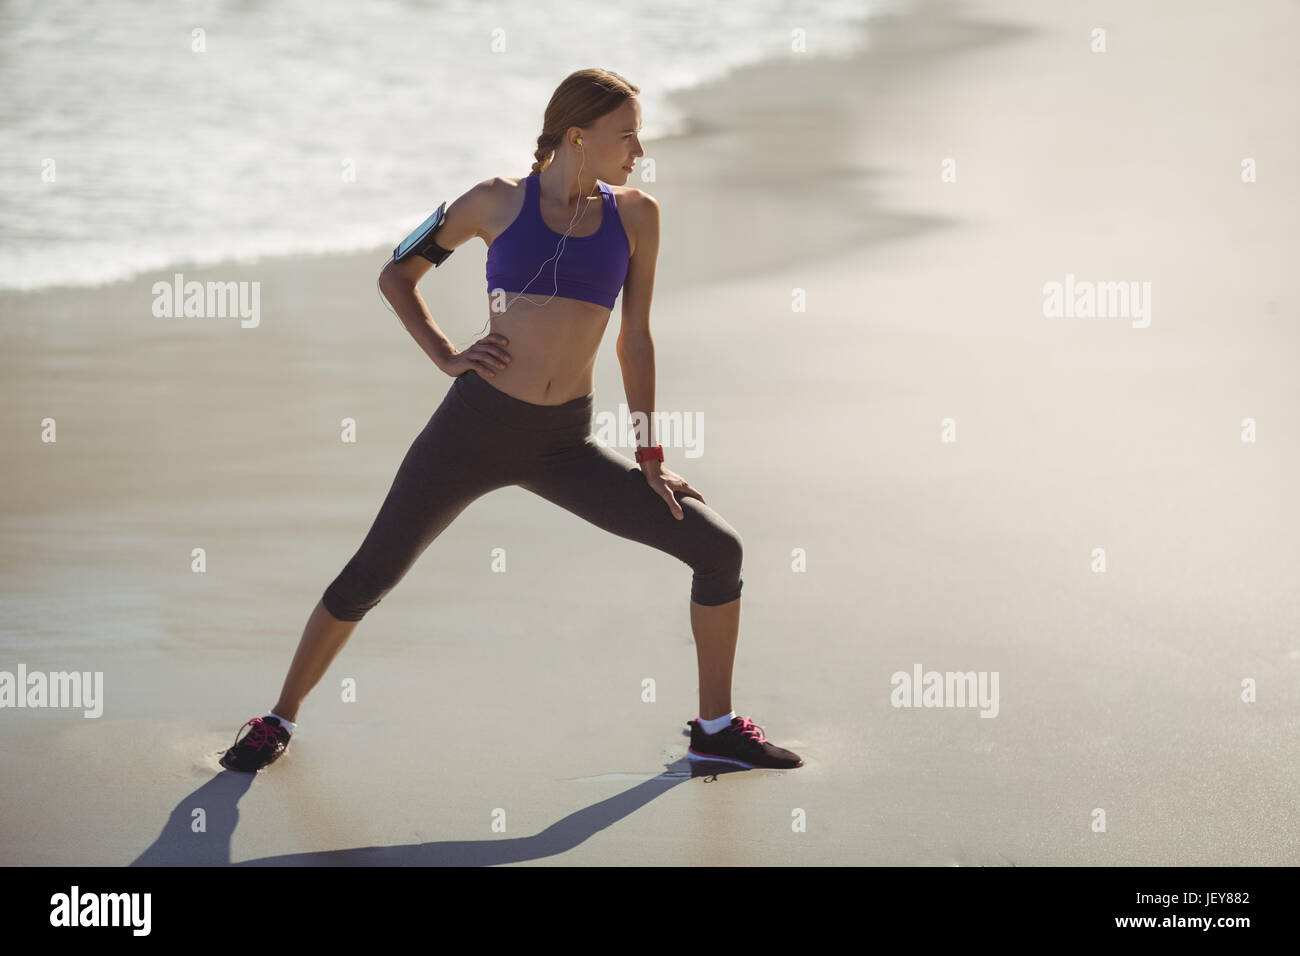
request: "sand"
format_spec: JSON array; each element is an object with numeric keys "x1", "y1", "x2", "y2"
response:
[{"x1": 1, "y1": 0, "x2": 1297, "y2": 866}]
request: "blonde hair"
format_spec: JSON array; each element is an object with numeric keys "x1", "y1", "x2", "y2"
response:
[{"x1": 530, "y1": 68, "x2": 640, "y2": 176}]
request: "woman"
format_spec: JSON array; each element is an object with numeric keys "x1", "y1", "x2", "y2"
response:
[{"x1": 220, "y1": 68, "x2": 802, "y2": 774}]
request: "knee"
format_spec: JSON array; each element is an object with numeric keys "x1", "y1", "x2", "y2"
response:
[
  {"x1": 691, "y1": 506, "x2": 742, "y2": 570},
  {"x1": 713, "y1": 525, "x2": 743, "y2": 572},
  {"x1": 321, "y1": 574, "x2": 379, "y2": 623},
  {"x1": 689, "y1": 524, "x2": 743, "y2": 605}
]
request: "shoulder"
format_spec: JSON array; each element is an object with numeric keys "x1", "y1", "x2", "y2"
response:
[
  {"x1": 611, "y1": 184, "x2": 658, "y2": 216},
  {"x1": 610, "y1": 186, "x2": 659, "y2": 257},
  {"x1": 473, "y1": 175, "x2": 527, "y2": 210},
  {"x1": 486, "y1": 174, "x2": 529, "y2": 193},
  {"x1": 453, "y1": 176, "x2": 527, "y2": 241}
]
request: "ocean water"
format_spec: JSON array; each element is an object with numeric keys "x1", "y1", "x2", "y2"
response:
[{"x1": 0, "y1": 0, "x2": 903, "y2": 292}]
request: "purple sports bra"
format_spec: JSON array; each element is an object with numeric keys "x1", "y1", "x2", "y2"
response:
[{"x1": 485, "y1": 172, "x2": 631, "y2": 310}]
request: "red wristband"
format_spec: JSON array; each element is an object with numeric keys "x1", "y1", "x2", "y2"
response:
[{"x1": 635, "y1": 444, "x2": 664, "y2": 463}]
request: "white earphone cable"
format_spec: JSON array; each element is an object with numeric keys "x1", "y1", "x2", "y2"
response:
[
  {"x1": 377, "y1": 138, "x2": 597, "y2": 342},
  {"x1": 496, "y1": 137, "x2": 591, "y2": 314}
]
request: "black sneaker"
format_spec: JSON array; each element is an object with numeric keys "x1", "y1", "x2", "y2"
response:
[
  {"x1": 219, "y1": 716, "x2": 291, "y2": 773},
  {"x1": 686, "y1": 715, "x2": 804, "y2": 769}
]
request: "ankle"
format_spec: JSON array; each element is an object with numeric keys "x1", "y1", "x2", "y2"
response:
[
  {"x1": 696, "y1": 710, "x2": 736, "y2": 734},
  {"x1": 265, "y1": 711, "x2": 298, "y2": 735}
]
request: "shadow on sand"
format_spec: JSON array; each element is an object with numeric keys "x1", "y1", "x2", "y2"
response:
[{"x1": 131, "y1": 756, "x2": 753, "y2": 866}]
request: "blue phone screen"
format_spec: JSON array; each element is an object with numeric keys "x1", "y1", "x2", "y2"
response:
[{"x1": 395, "y1": 205, "x2": 445, "y2": 260}]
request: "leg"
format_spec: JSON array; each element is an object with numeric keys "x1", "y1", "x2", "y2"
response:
[
  {"x1": 270, "y1": 598, "x2": 356, "y2": 722},
  {"x1": 321, "y1": 395, "x2": 509, "y2": 621},
  {"x1": 275, "y1": 395, "x2": 507, "y2": 719},
  {"x1": 691, "y1": 597, "x2": 740, "y2": 721},
  {"x1": 520, "y1": 437, "x2": 744, "y2": 718}
]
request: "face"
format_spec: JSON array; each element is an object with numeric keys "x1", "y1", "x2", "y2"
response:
[{"x1": 574, "y1": 97, "x2": 643, "y2": 181}]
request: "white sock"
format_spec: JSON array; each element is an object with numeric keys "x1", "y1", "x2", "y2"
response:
[
  {"x1": 266, "y1": 711, "x2": 297, "y2": 734},
  {"x1": 698, "y1": 711, "x2": 736, "y2": 734}
]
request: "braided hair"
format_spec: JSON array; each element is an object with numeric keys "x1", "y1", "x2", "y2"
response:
[
  {"x1": 526, "y1": 68, "x2": 639, "y2": 177},
  {"x1": 530, "y1": 131, "x2": 563, "y2": 176}
]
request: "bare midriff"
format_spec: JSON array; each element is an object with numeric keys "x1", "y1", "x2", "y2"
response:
[
  {"x1": 478, "y1": 175, "x2": 632, "y2": 405},
  {"x1": 480, "y1": 293, "x2": 611, "y2": 405}
]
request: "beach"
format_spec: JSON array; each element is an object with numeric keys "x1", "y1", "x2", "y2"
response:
[{"x1": 2, "y1": 0, "x2": 1298, "y2": 866}]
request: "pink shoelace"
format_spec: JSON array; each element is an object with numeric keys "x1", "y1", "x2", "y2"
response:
[
  {"x1": 734, "y1": 716, "x2": 768, "y2": 744},
  {"x1": 233, "y1": 717, "x2": 282, "y2": 751}
]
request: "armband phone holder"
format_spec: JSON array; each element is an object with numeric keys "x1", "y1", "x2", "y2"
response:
[{"x1": 394, "y1": 202, "x2": 453, "y2": 265}]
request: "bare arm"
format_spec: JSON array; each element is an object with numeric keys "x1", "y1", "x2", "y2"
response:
[
  {"x1": 378, "y1": 179, "x2": 509, "y2": 376},
  {"x1": 614, "y1": 190, "x2": 702, "y2": 520},
  {"x1": 616, "y1": 189, "x2": 661, "y2": 451}
]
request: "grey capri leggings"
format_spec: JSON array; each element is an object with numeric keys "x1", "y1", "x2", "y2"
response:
[{"x1": 320, "y1": 369, "x2": 744, "y2": 621}]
